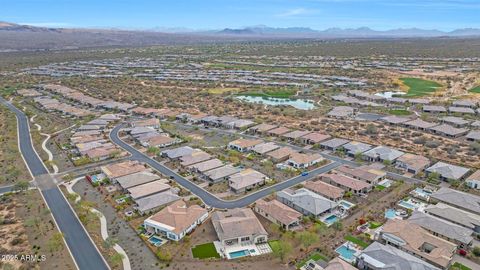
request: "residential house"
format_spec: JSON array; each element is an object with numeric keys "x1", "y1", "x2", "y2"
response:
[
  {"x1": 466, "y1": 170, "x2": 480, "y2": 189},
  {"x1": 143, "y1": 200, "x2": 208, "y2": 241},
  {"x1": 395, "y1": 153, "x2": 430, "y2": 175},
  {"x1": 287, "y1": 152, "x2": 323, "y2": 169},
  {"x1": 378, "y1": 219, "x2": 456, "y2": 269},
  {"x1": 134, "y1": 190, "x2": 180, "y2": 215},
  {"x1": 453, "y1": 100, "x2": 477, "y2": 108},
  {"x1": 381, "y1": 115, "x2": 410, "y2": 125},
  {"x1": 422, "y1": 105, "x2": 446, "y2": 113},
  {"x1": 282, "y1": 130, "x2": 312, "y2": 142},
  {"x1": 180, "y1": 150, "x2": 212, "y2": 166},
  {"x1": 424, "y1": 203, "x2": 480, "y2": 233},
  {"x1": 404, "y1": 119, "x2": 439, "y2": 131},
  {"x1": 251, "y1": 142, "x2": 280, "y2": 155},
  {"x1": 321, "y1": 174, "x2": 372, "y2": 194},
  {"x1": 304, "y1": 180, "x2": 345, "y2": 202},
  {"x1": 300, "y1": 132, "x2": 331, "y2": 145},
  {"x1": 187, "y1": 159, "x2": 224, "y2": 173},
  {"x1": 228, "y1": 138, "x2": 263, "y2": 152},
  {"x1": 228, "y1": 169, "x2": 267, "y2": 193},
  {"x1": 248, "y1": 123, "x2": 278, "y2": 134},
  {"x1": 127, "y1": 180, "x2": 171, "y2": 200},
  {"x1": 211, "y1": 208, "x2": 268, "y2": 247},
  {"x1": 101, "y1": 161, "x2": 147, "y2": 182},
  {"x1": 429, "y1": 187, "x2": 480, "y2": 215},
  {"x1": 335, "y1": 165, "x2": 386, "y2": 185},
  {"x1": 363, "y1": 146, "x2": 405, "y2": 163},
  {"x1": 266, "y1": 146, "x2": 297, "y2": 162},
  {"x1": 203, "y1": 165, "x2": 241, "y2": 182},
  {"x1": 320, "y1": 138, "x2": 350, "y2": 151},
  {"x1": 142, "y1": 135, "x2": 178, "y2": 148},
  {"x1": 440, "y1": 116, "x2": 470, "y2": 128},
  {"x1": 429, "y1": 124, "x2": 469, "y2": 138},
  {"x1": 357, "y1": 242, "x2": 440, "y2": 270},
  {"x1": 116, "y1": 171, "x2": 162, "y2": 190},
  {"x1": 267, "y1": 126, "x2": 291, "y2": 137},
  {"x1": 254, "y1": 199, "x2": 302, "y2": 231},
  {"x1": 449, "y1": 106, "x2": 476, "y2": 115},
  {"x1": 327, "y1": 106, "x2": 355, "y2": 118},
  {"x1": 425, "y1": 162, "x2": 470, "y2": 181},
  {"x1": 161, "y1": 146, "x2": 195, "y2": 159},
  {"x1": 409, "y1": 211, "x2": 473, "y2": 247},
  {"x1": 131, "y1": 118, "x2": 160, "y2": 129},
  {"x1": 277, "y1": 188, "x2": 337, "y2": 218},
  {"x1": 466, "y1": 131, "x2": 480, "y2": 142},
  {"x1": 342, "y1": 141, "x2": 373, "y2": 157}
]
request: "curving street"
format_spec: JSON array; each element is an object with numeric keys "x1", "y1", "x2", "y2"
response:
[
  {"x1": 0, "y1": 97, "x2": 109, "y2": 270},
  {"x1": 110, "y1": 123, "x2": 343, "y2": 209}
]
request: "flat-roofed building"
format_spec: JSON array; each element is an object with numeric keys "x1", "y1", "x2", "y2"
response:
[
  {"x1": 441, "y1": 116, "x2": 470, "y2": 127},
  {"x1": 404, "y1": 119, "x2": 439, "y2": 131},
  {"x1": 429, "y1": 124, "x2": 469, "y2": 138}
]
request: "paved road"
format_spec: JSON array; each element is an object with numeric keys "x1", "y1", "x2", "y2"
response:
[
  {"x1": 0, "y1": 97, "x2": 109, "y2": 270},
  {"x1": 110, "y1": 123, "x2": 342, "y2": 208}
]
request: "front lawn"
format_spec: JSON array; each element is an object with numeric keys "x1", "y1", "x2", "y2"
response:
[
  {"x1": 191, "y1": 242, "x2": 221, "y2": 259},
  {"x1": 369, "y1": 221, "x2": 382, "y2": 229},
  {"x1": 375, "y1": 185, "x2": 386, "y2": 191},
  {"x1": 399, "y1": 77, "x2": 442, "y2": 97},
  {"x1": 268, "y1": 240, "x2": 281, "y2": 253},
  {"x1": 470, "y1": 85, "x2": 480, "y2": 94},
  {"x1": 344, "y1": 235, "x2": 370, "y2": 249}
]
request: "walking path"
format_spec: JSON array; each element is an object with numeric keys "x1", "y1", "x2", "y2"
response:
[
  {"x1": 30, "y1": 114, "x2": 59, "y2": 173},
  {"x1": 63, "y1": 177, "x2": 131, "y2": 270}
]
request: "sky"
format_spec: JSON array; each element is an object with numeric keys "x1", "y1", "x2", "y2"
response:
[{"x1": 1, "y1": 0, "x2": 479, "y2": 31}]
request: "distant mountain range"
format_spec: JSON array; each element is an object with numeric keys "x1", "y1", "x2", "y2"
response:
[
  {"x1": 214, "y1": 25, "x2": 480, "y2": 38},
  {"x1": 1, "y1": 21, "x2": 480, "y2": 51}
]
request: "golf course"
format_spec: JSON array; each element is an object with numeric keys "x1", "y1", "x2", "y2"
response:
[{"x1": 399, "y1": 77, "x2": 442, "y2": 97}]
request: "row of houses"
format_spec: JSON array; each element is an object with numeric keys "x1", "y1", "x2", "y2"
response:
[
  {"x1": 161, "y1": 146, "x2": 269, "y2": 194},
  {"x1": 33, "y1": 96, "x2": 93, "y2": 117},
  {"x1": 126, "y1": 118, "x2": 181, "y2": 148}
]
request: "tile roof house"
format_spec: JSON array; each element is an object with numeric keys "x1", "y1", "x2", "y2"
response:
[
  {"x1": 228, "y1": 138, "x2": 263, "y2": 152},
  {"x1": 335, "y1": 165, "x2": 386, "y2": 185},
  {"x1": 282, "y1": 130, "x2": 312, "y2": 141},
  {"x1": 327, "y1": 106, "x2": 355, "y2": 118},
  {"x1": 277, "y1": 188, "x2": 337, "y2": 218},
  {"x1": 449, "y1": 106, "x2": 476, "y2": 115},
  {"x1": 430, "y1": 187, "x2": 480, "y2": 215},
  {"x1": 211, "y1": 208, "x2": 268, "y2": 246},
  {"x1": 342, "y1": 141, "x2": 373, "y2": 157},
  {"x1": 409, "y1": 211, "x2": 473, "y2": 247},
  {"x1": 362, "y1": 146, "x2": 405, "y2": 163},
  {"x1": 300, "y1": 132, "x2": 331, "y2": 145},
  {"x1": 248, "y1": 123, "x2": 278, "y2": 134},
  {"x1": 404, "y1": 119, "x2": 439, "y2": 131},
  {"x1": 378, "y1": 219, "x2": 456, "y2": 269},
  {"x1": 422, "y1": 105, "x2": 446, "y2": 113},
  {"x1": 287, "y1": 152, "x2": 324, "y2": 169},
  {"x1": 161, "y1": 146, "x2": 195, "y2": 159},
  {"x1": 187, "y1": 158, "x2": 224, "y2": 173},
  {"x1": 251, "y1": 142, "x2": 280, "y2": 155},
  {"x1": 466, "y1": 170, "x2": 480, "y2": 190},
  {"x1": 101, "y1": 161, "x2": 147, "y2": 181},
  {"x1": 381, "y1": 115, "x2": 411, "y2": 125},
  {"x1": 228, "y1": 169, "x2": 267, "y2": 193},
  {"x1": 267, "y1": 126, "x2": 291, "y2": 137},
  {"x1": 395, "y1": 153, "x2": 430, "y2": 175},
  {"x1": 115, "y1": 171, "x2": 162, "y2": 190},
  {"x1": 180, "y1": 150, "x2": 212, "y2": 166},
  {"x1": 440, "y1": 116, "x2": 470, "y2": 127},
  {"x1": 426, "y1": 162, "x2": 470, "y2": 181},
  {"x1": 321, "y1": 173, "x2": 372, "y2": 194},
  {"x1": 142, "y1": 135, "x2": 179, "y2": 148},
  {"x1": 266, "y1": 146, "x2": 297, "y2": 162},
  {"x1": 127, "y1": 180, "x2": 171, "y2": 200},
  {"x1": 203, "y1": 165, "x2": 241, "y2": 182},
  {"x1": 143, "y1": 200, "x2": 208, "y2": 241},
  {"x1": 357, "y1": 241, "x2": 440, "y2": 270},
  {"x1": 466, "y1": 130, "x2": 480, "y2": 142},
  {"x1": 131, "y1": 118, "x2": 160, "y2": 129},
  {"x1": 452, "y1": 100, "x2": 477, "y2": 108},
  {"x1": 424, "y1": 203, "x2": 480, "y2": 233},
  {"x1": 134, "y1": 190, "x2": 181, "y2": 215},
  {"x1": 254, "y1": 199, "x2": 302, "y2": 231},
  {"x1": 429, "y1": 124, "x2": 469, "y2": 138},
  {"x1": 320, "y1": 138, "x2": 350, "y2": 151},
  {"x1": 304, "y1": 180, "x2": 345, "y2": 202}
]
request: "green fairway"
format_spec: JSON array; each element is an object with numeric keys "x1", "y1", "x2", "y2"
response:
[
  {"x1": 191, "y1": 243, "x2": 221, "y2": 259},
  {"x1": 239, "y1": 88, "x2": 297, "y2": 98},
  {"x1": 470, "y1": 85, "x2": 480, "y2": 93},
  {"x1": 399, "y1": 77, "x2": 442, "y2": 97}
]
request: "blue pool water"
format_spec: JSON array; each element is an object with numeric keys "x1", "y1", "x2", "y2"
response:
[
  {"x1": 336, "y1": 245, "x2": 356, "y2": 261},
  {"x1": 149, "y1": 236, "x2": 163, "y2": 246},
  {"x1": 324, "y1": 214, "x2": 339, "y2": 225},
  {"x1": 414, "y1": 188, "x2": 432, "y2": 197},
  {"x1": 229, "y1": 250, "x2": 250, "y2": 259},
  {"x1": 398, "y1": 200, "x2": 415, "y2": 209},
  {"x1": 385, "y1": 209, "x2": 396, "y2": 219}
]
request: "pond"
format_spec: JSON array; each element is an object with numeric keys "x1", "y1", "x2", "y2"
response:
[
  {"x1": 235, "y1": 95, "x2": 315, "y2": 110},
  {"x1": 375, "y1": 91, "x2": 406, "y2": 98}
]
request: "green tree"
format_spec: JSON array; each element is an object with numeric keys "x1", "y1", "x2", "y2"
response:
[
  {"x1": 12, "y1": 181, "x2": 29, "y2": 192},
  {"x1": 271, "y1": 240, "x2": 292, "y2": 263},
  {"x1": 298, "y1": 231, "x2": 319, "y2": 251},
  {"x1": 111, "y1": 253, "x2": 124, "y2": 267},
  {"x1": 473, "y1": 246, "x2": 480, "y2": 257},
  {"x1": 332, "y1": 221, "x2": 343, "y2": 231},
  {"x1": 47, "y1": 232, "x2": 64, "y2": 252}
]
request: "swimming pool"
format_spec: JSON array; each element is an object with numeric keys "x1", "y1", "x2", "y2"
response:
[
  {"x1": 335, "y1": 245, "x2": 356, "y2": 262},
  {"x1": 339, "y1": 200, "x2": 355, "y2": 210},
  {"x1": 398, "y1": 200, "x2": 415, "y2": 209},
  {"x1": 229, "y1": 249, "x2": 250, "y2": 259},
  {"x1": 385, "y1": 209, "x2": 396, "y2": 219},
  {"x1": 413, "y1": 188, "x2": 432, "y2": 198},
  {"x1": 323, "y1": 214, "x2": 339, "y2": 225},
  {"x1": 148, "y1": 236, "x2": 164, "y2": 246}
]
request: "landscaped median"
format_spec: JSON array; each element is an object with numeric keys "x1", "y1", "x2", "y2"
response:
[{"x1": 191, "y1": 242, "x2": 221, "y2": 259}]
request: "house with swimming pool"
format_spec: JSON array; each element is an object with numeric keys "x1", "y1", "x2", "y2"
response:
[
  {"x1": 211, "y1": 208, "x2": 270, "y2": 259},
  {"x1": 143, "y1": 200, "x2": 208, "y2": 241},
  {"x1": 254, "y1": 199, "x2": 302, "y2": 231}
]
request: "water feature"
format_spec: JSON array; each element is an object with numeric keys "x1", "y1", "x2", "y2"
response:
[
  {"x1": 375, "y1": 91, "x2": 406, "y2": 98},
  {"x1": 235, "y1": 95, "x2": 315, "y2": 110}
]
